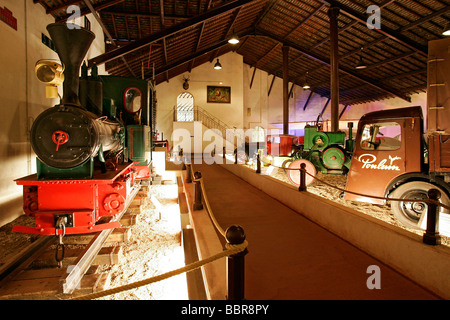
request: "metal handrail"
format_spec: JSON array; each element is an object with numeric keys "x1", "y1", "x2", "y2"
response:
[{"x1": 174, "y1": 105, "x2": 243, "y2": 144}]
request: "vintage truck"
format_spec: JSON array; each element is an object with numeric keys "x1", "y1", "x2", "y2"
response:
[{"x1": 343, "y1": 37, "x2": 450, "y2": 236}]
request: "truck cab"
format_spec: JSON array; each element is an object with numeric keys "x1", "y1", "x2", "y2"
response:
[
  {"x1": 345, "y1": 106, "x2": 425, "y2": 205},
  {"x1": 343, "y1": 37, "x2": 450, "y2": 236},
  {"x1": 344, "y1": 106, "x2": 450, "y2": 235}
]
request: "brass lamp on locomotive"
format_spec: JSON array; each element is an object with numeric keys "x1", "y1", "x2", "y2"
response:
[{"x1": 13, "y1": 23, "x2": 152, "y2": 236}]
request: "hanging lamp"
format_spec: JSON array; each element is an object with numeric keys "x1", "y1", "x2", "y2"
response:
[{"x1": 214, "y1": 59, "x2": 222, "y2": 70}]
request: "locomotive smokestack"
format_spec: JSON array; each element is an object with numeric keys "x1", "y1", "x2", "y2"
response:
[{"x1": 47, "y1": 23, "x2": 95, "y2": 106}]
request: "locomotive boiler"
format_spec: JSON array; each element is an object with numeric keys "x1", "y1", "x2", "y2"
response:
[{"x1": 13, "y1": 23, "x2": 152, "y2": 236}]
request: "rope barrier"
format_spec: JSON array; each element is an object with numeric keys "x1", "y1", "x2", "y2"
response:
[
  {"x1": 70, "y1": 167, "x2": 248, "y2": 300},
  {"x1": 193, "y1": 176, "x2": 226, "y2": 237},
  {"x1": 255, "y1": 157, "x2": 450, "y2": 211},
  {"x1": 70, "y1": 240, "x2": 248, "y2": 300}
]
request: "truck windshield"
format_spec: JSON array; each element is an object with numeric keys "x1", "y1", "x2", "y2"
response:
[{"x1": 361, "y1": 122, "x2": 401, "y2": 151}]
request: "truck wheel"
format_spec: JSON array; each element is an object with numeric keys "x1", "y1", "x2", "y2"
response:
[{"x1": 389, "y1": 181, "x2": 450, "y2": 230}]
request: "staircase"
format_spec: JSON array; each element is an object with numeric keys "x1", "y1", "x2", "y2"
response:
[{"x1": 173, "y1": 106, "x2": 242, "y2": 144}]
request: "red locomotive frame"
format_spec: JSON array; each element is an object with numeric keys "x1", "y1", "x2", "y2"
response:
[{"x1": 14, "y1": 162, "x2": 139, "y2": 235}]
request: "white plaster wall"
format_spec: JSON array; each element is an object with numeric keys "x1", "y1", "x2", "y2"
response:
[
  {"x1": 243, "y1": 65, "x2": 339, "y2": 136},
  {"x1": 156, "y1": 52, "x2": 244, "y2": 151},
  {"x1": 243, "y1": 64, "x2": 427, "y2": 137},
  {"x1": 340, "y1": 92, "x2": 428, "y2": 131},
  {"x1": 0, "y1": 1, "x2": 107, "y2": 227},
  {"x1": 243, "y1": 65, "x2": 269, "y2": 130}
]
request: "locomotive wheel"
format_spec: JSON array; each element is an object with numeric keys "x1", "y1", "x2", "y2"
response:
[
  {"x1": 390, "y1": 181, "x2": 450, "y2": 230},
  {"x1": 287, "y1": 159, "x2": 316, "y2": 187}
]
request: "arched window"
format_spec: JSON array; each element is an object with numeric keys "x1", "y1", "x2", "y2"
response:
[{"x1": 176, "y1": 92, "x2": 194, "y2": 121}]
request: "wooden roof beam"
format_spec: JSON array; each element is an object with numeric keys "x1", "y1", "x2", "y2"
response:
[
  {"x1": 188, "y1": 22, "x2": 206, "y2": 72},
  {"x1": 88, "y1": 0, "x2": 255, "y2": 68},
  {"x1": 283, "y1": 3, "x2": 325, "y2": 40},
  {"x1": 318, "y1": 0, "x2": 428, "y2": 56},
  {"x1": 151, "y1": 39, "x2": 230, "y2": 79},
  {"x1": 83, "y1": 0, "x2": 136, "y2": 77},
  {"x1": 256, "y1": 29, "x2": 411, "y2": 102},
  {"x1": 47, "y1": 0, "x2": 83, "y2": 14},
  {"x1": 56, "y1": 0, "x2": 124, "y2": 22}
]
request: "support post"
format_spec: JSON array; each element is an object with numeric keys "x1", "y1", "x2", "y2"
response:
[
  {"x1": 282, "y1": 45, "x2": 290, "y2": 135},
  {"x1": 185, "y1": 164, "x2": 192, "y2": 183},
  {"x1": 423, "y1": 189, "x2": 441, "y2": 245},
  {"x1": 298, "y1": 163, "x2": 307, "y2": 192},
  {"x1": 256, "y1": 154, "x2": 261, "y2": 174},
  {"x1": 193, "y1": 171, "x2": 203, "y2": 211},
  {"x1": 226, "y1": 225, "x2": 248, "y2": 300},
  {"x1": 328, "y1": 6, "x2": 340, "y2": 132}
]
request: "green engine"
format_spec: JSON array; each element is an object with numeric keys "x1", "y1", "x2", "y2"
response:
[{"x1": 294, "y1": 123, "x2": 354, "y2": 175}]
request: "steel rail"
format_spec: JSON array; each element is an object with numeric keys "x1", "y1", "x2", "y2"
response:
[
  {"x1": 0, "y1": 235, "x2": 56, "y2": 287},
  {"x1": 60, "y1": 183, "x2": 141, "y2": 294}
]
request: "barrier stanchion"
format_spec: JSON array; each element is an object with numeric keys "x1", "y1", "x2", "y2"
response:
[
  {"x1": 298, "y1": 163, "x2": 307, "y2": 192},
  {"x1": 193, "y1": 171, "x2": 203, "y2": 210},
  {"x1": 256, "y1": 154, "x2": 261, "y2": 174},
  {"x1": 225, "y1": 225, "x2": 248, "y2": 300},
  {"x1": 423, "y1": 189, "x2": 442, "y2": 245},
  {"x1": 185, "y1": 163, "x2": 192, "y2": 183},
  {"x1": 69, "y1": 170, "x2": 249, "y2": 301}
]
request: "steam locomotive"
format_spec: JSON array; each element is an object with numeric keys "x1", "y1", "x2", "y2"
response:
[{"x1": 13, "y1": 23, "x2": 153, "y2": 236}]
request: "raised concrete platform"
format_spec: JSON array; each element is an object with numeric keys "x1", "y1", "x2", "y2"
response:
[{"x1": 185, "y1": 161, "x2": 448, "y2": 299}]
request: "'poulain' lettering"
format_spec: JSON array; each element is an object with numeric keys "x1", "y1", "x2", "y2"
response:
[{"x1": 358, "y1": 154, "x2": 401, "y2": 171}]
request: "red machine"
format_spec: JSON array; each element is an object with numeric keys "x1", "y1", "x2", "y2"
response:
[
  {"x1": 265, "y1": 134, "x2": 303, "y2": 157},
  {"x1": 14, "y1": 163, "x2": 137, "y2": 235}
]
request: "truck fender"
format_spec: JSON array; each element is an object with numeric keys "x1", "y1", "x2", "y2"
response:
[{"x1": 385, "y1": 172, "x2": 450, "y2": 199}]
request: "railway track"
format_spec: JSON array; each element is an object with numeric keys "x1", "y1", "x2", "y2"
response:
[{"x1": 0, "y1": 183, "x2": 144, "y2": 300}]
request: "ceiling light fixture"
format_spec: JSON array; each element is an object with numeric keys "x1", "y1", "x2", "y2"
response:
[
  {"x1": 228, "y1": 34, "x2": 239, "y2": 44},
  {"x1": 356, "y1": 47, "x2": 367, "y2": 69},
  {"x1": 302, "y1": 72, "x2": 310, "y2": 90},
  {"x1": 356, "y1": 56, "x2": 367, "y2": 69},
  {"x1": 443, "y1": 21, "x2": 450, "y2": 36},
  {"x1": 228, "y1": 29, "x2": 240, "y2": 44},
  {"x1": 214, "y1": 58, "x2": 222, "y2": 70}
]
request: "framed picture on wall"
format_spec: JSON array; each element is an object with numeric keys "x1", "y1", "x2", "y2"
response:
[{"x1": 207, "y1": 86, "x2": 231, "y2": 103}]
